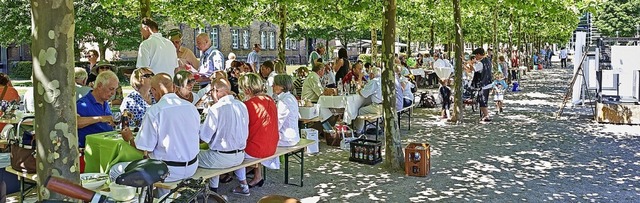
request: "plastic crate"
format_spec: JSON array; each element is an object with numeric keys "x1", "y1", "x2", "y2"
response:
[
  {"x1": 404, "y1": 143, "x2": 431, "y2": 177},
  {"x1": 349, "y1": 139, "x2": 382, "y2": 165}
]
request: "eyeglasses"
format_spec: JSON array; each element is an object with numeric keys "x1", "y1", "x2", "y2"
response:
[
  {"x1": 142, "y1": 73, "x2": 154, "y2": 78},
  {"x1": 187, "y1": 79, "x2": 197, "y2": 84}
]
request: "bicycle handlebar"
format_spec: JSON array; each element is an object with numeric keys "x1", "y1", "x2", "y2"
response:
[{"x1": 44, "y1": 176, "x2": 108, "y2": 203}]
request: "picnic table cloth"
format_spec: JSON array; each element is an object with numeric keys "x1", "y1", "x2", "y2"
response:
[
  {"x1": 410, "y1": 69, "x2": 426, "y2": 77},
  {"x1": 318, "y1": 94, "x2": 366, "y2": 124},
  {"x1": 84, "y1": 131, "x2": 143, "y2": 173}
]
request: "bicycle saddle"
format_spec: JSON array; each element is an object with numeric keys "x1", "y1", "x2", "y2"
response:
[{"x1": 115, "y1": 159, "x2": 168, "y2": 187}]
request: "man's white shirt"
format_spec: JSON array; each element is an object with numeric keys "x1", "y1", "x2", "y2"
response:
[{"x1": 136, "y1": 33, "x2": 178, "y2": 75}]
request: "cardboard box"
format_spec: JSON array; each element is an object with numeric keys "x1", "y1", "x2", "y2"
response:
[
  {"x1": 300, "y1": 129, "x2": 319, "y2": 154},
  {"x1": 299, "y1": 104, "x2": 319, "y2": 119}
]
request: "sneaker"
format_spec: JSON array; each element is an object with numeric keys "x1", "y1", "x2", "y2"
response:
[{"x1": 232, "y1": 185, "x2": 250, "y2": 196}]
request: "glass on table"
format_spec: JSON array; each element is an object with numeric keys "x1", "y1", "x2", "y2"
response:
[{"x1": 112, "y1": 112, "x2": 122, "y2": 131}]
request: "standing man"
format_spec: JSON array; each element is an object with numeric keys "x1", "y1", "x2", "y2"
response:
[
  {"x1": 85, "y1": 49, "x2": 99, "y2": 74},
  {"x1": 308, "y1": 43, "x2": 326, "y2": 67},
  {"x1": 247, "y1": 44, "x2": 261, "y2": 73},
  {"x1": 196, "y1": 33, "x2": 225, "y2": 88},
  {"x1": 559, "y1": 47, "x2": 568, "y2": 69},
  {"x1": 168, "y1": 28, "x2": 200, "y2": 72},
  {"x1": 136, "y1": 18, "x2": 178, "y2": 75},
  {"x1": 472, "y1": 48, "x2": 493, "y2": 122},
  {"x1": 112, "y1": 73, "x2": 201, "y2": 183}
]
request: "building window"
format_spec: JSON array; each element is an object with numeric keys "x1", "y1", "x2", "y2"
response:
[
  {"x1": 243, "y1": 30, "x2": 249, "y2": 49},
  {"x1": 269, "y1": 32, "x2": 275, "y2": 50},
  {"x1": 261, "y1": 31, "x2": 267, "y2": 49},
  {"x1": 210, "y1": 27, "x2": 219, "y2": 49},
  {"x1": 292, "y1": 39, "x2": 297, "y2": 50},
  {"x1": 285, "y1": 38, "x2": 290, "y2": 50},
  {"x1": 231, "y1": 29, "x2": 239, "y2": 49}
]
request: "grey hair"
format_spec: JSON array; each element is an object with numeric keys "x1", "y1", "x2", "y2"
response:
[
  {"x1": 371, "y1": 67, "x2": 382, "y2": 78},
  {"x1": 273, "y1": 74, "x2": 293, "y2": 93},
  {"x1": 74, "y1": 67, "x2": 88, "y2": 80},
  {"x1": 95, "y1": 70, "x2": 118, "y2": 87}
]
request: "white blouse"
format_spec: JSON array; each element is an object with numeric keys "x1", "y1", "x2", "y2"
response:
[{"x1": 276, "y1": 92, "x2": 300, "y2": 147}]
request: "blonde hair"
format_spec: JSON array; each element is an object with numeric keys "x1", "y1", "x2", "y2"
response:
[
  {"x1": 238, "y1": 73, "x2": 264, "y2": 95},
  {"x1": 173, "y1": 70, "x2": 193, "y2": 88},
  {"x1": 130, "y1": 67, "x2": 152, "y2": 90}
]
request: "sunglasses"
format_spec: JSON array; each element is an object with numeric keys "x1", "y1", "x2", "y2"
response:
[
  {"x1": 187, "y1": 79, "x2": 197, "y2": 84},
  {"x1": 142, "y1": 73, "x2": 154, "y2": 78},
  {"x1": 85, "y1": 55, "x2": 95, "y2": 58},
  {"x1": 98, "y1": 66, "x2": 111, "y2": 70}
]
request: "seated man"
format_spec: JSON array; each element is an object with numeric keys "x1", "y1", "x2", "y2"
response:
[
  {"x1": 110, "y1": 73, "x2": 201, "y2": 183},
  {"x1": 77, "y1": 71, "x2": 118, "y2": 173},
  {"x1": 354, "y1": 67, "x2": 383, "y2": 134},
  {"x1": 301, "y1": 62, "x2": 332, "y2": 103},
  {"x1": 198, "y1": 78, "x2": 249, "y2": 193}
]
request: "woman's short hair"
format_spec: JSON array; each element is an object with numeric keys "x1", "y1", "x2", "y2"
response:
[
  {"x1": 173, "y1": 70, "x2": 192, "y2": 88},
  {"x1": 238, "y1": 73, "x2": 264, "y2": 95},
  {"x1": 95, "y1": 70, "x2": 118, "y2": 88},
  {"x1": 74, "y1": 67, "x2": 88, "y2": 81},
  {"x1": 498, "y1": 55, "x2": 505, "y2": 62},
  {"x1": 273, "y1": 74, "x2": 293, "y2": 93},
  {"x1": 130, "y1": 67, "x2": 152, "y2": 90}
]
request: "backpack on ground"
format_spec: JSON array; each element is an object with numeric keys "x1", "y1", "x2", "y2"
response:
[{"x1": 418, "y1": 92, "x2": 436, "y2": 108}]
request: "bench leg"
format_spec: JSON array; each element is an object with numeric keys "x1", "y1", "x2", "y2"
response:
[
  {"x1": 408, "y1": 109, "x2": 412, "y2": 131},
  {"x1": 375, "y1": 118, "x2": 380, "y2": 141},
  {"x1": 263, "y1": 165, "x2": 267, "y2": 182},
  {"x1": 284, "y1": 149, "x2": 304, "y2": 187}
]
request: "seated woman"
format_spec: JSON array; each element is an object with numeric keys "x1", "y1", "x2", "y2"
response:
[
  {"x1": 0, "y1": 73, "x2": 21, "y2": 130},
  {"x1": 273, "y1": 75, "x2": 300, "y2": 147},
  {"x1": 174, "y1": 70, "x2": 200, "y2": 105},
  {"x1": 293, "y1": 67, "x2": 308, "y2": 99},
  {"x1": 233, "y1": 73, "x2": 279, "y2": 196},
  {"x1": 120, "y1": 68, "x2": 155, "y2": 128},
  {"x1": 341, "y1": 61, "x2": 366, "y2": 85}
]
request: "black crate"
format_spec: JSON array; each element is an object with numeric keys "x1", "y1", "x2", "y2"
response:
[{"x1": 349, "y1": 139, "x2": 382, "y2": 165}]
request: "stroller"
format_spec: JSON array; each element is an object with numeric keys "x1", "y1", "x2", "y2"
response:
[{"x1": 462, "y1": 84, "x2": 480, "y2": 112}]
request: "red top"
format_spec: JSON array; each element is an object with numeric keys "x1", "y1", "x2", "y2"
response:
[
  {"x1": 341, "y1": 71, "x2": 366, "y2": 84},
  {"x1": 244, "y1": 95, "x2": 279, "y2": 158}
]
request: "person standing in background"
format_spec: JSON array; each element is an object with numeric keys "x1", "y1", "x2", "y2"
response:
[
  {"x1": 196, "y1": 33, "x2": 225, "y2": 88},
  {"x1": 247, "y1": 44, "x2": 261, "y2": 73},
  {"x1": 168, "y1": 29, "x2": 200, "y2": 73},
  {"x1": 308, "y1": 43, "x2": 326, "y2": 67},
  {"x1": 136, "y1": 18, "x2": 178, "y2": 75},
  {"x1": 560, "y1": 47, "x2": 568, "y2": 69},
  {"x1": 85, "y1": 49, "x2": 99, "y2": 74}
]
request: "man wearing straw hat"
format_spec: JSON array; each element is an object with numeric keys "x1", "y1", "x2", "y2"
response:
[{"x1": 168, "y1": 28, "x2": 200, "y2": 72}]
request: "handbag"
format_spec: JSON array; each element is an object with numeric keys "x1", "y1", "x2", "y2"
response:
[
  {"x1": 9, "y1": 116, "x2": 37, "y2": 173},
  {"x1": 339, "y1": 126, "x2": 358, "y2": 151}
]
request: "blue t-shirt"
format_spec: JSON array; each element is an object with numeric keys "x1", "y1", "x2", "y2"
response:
[{"x1": 77, "y1": 91, "x2": 113, "y2": 147}]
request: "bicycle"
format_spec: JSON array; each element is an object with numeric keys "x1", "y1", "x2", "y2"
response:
[{"x1": 43, "y1": 159, "x2": 227, "y2": 203}]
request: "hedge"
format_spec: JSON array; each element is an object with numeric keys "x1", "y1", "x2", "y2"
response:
[{"x1": 9, "y1": 60, "x2": 136, "y2": 82}]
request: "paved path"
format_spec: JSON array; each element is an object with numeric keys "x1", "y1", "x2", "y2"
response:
[{"x1": 217, "y1": 65, "x2": 639, "y2": 202}]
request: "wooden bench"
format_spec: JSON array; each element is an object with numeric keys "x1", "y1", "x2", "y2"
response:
[
  {"x1": 154, "y1": 139, "x2": 316, "y2": 189},
  {"x1": 299, "y1": 116, "x2": 322, "y2": 129},
  {"x1": 397, "y1": 104, "x2": 416, "y2": 130},
  {"x1": 4, "y1": 166, "x2": 37, "y2": 203},
  {"x1": 357, "y1": 114, "x2": 382, "y2": 140}
]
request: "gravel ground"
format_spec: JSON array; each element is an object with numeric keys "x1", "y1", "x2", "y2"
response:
[
  {"x1": 216, "y1": 65, "x2": 640, "y2": 202},
  {"x1": 10, "y1": 64, "x2": 639, "y2": 202}
]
